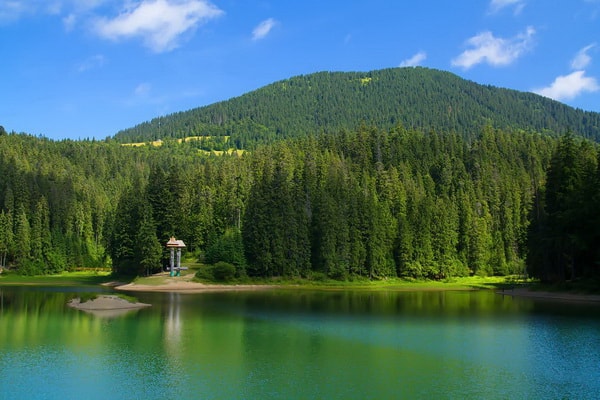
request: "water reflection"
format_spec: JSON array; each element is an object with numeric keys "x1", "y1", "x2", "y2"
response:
[
  {"x1": 77, "y1": 307, "x2": 142, "y2": 318},
  {"x1": 1, "y1": 287, "x2": 599, "y2": 399},
  {"x1": 165, "y1": 292, "x2": 182, "y2": 342}
]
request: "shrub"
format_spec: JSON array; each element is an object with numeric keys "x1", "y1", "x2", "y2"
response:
[
  {"x1": 18, "y1": 259, "x2": 44, "y2": 276},
  {"x1": 309, "y1": 271, "x2": 328, "y2": 282},
  {"x1": 195, "y1": 266, "x2": 215, "y2": 281},
  {"x1": 212, "y1": 262, "x2": 236, "y2": 282}
]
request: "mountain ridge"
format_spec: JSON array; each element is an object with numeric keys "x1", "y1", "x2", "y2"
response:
[{"x1": 113, "y1": 67, "x2": 600, "y2": 146}]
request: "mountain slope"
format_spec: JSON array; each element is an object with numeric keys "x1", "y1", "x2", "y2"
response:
[{"x1": 113, "y1": 67, "x2": 600, "y2": 146}]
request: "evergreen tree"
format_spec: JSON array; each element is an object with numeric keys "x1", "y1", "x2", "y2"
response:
[
  {"x1": 0, "y1": 211, "x2": 13, "y2": 268},
  {"x1": 14, "y1": 206, "x2": 31, "y2": 269},
  {"x1": 135, "y1": 204, "x2": 163, "y2": 276},
  {"x1": 110, "y1": 188, "x2": 142, "y2": 275},
  {"x1": 529, "y1": 134, "x2": 599, "y2": 282}
]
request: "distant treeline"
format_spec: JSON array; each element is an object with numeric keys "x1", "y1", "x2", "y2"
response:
[{"x1": 1, "y1": 126, "x2": 598, "y2": 283}]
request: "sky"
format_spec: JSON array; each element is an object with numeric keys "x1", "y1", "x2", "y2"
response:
[{"x1": 1, "y1": 0, "x2": 599, "y2": 140}]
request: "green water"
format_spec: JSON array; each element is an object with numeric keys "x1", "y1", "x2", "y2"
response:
[{"x1": 1, "y1": 287, "x2": 599, "y2": 399}]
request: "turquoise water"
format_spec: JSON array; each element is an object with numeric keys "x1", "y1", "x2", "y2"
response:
[{"x1": 1, "y1": 287, "x2": 599, "y2": 399}]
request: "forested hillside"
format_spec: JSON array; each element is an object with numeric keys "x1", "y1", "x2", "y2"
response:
[
  {"x1": 113, "y1": 68, "x2": 600, "y2": 146},
  {"x1": 3, "y1": 124, "x2": 598, "y2": 283},
  {"x1": 3, "y1": 65, "x2": 600, "y2": 284}
]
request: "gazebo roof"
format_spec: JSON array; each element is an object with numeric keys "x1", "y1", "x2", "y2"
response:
[{"x1": 166, "y1": 237, "x2": 186, "y2": 248}]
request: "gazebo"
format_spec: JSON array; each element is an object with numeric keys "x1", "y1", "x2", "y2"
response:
[{"x1": 166, "y1": 237, "x2": 186, "y2": 276}]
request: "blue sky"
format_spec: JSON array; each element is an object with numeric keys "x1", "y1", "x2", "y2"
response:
[{"x1": 1, "y1": 0, "x2": 599, "y2": 140}]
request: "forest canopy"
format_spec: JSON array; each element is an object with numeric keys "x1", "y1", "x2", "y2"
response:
[{"x1": 1, "y1": 125, "x2": 598, "y2": 283}]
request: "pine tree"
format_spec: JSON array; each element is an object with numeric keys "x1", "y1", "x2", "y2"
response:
[
  {"x1": 135, "y1": 204, "x2": 163, "y2": 276},
  {"x1": 14, "y1": 206, "x2": 31, "y2": 265},
  {"x1": 0, "y1": 211, "x2": 13, "y2": 268},
  {"x1": 110, "y1": 188, "x2": 141, "y2": 275}
]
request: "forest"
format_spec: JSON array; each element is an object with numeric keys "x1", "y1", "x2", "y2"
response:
[
  {"x1": 1, "y1": 123, "x2": 599, "y2": 284},
  {"x1": 114, "y1": 68, "x2": 600, "y2": 146},
  {"x1": 2, "y1": 69, "x2": 600, "y2": 284}
]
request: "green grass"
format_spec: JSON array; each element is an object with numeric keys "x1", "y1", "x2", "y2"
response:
[
  {"x1": 0, "y1": 270, "x2": 113, "y2": 286},
  {"x1": 195, "y1": 274, "x2": 517, "y2": 291},
  {"x1": 113, "y1": 293, "x2": 142, "y2": 303},
  {"x1": 75, "y1": 292, "x2": 141, "y2": 304},
  {"x1": 0, "y1": 265, "x2": 526, "y2": 292},
  {"x1": 131, "y1": 275, "x2": 172, "y2": 286}
]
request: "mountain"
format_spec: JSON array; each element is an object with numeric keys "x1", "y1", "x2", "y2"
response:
[{"x1": 114, "y1": 67, "x2": 600, "y2": 146}]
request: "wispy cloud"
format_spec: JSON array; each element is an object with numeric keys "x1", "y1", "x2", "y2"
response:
[
  {"x1": 534, "y1": 71, "x2": 599, "y2": 101},
  {"x1": 0, "y1": 0, "x2": 107, "y2": 23},
  {"x1": 94, "y1": 0, "x2": 224, "y2": 53},
  {"x1": 399, "y1": 51, "x2": 427, "y2": 67},
  {"x1": 571, "y1": 43, "x2": 596, "y2": 69},
  {"x1": 451, "y1": 26, "x2": 535, "y2": 69},
  {"x1": 488, "y1": 0, "x2": 526, "y2": 15},
  {"x1": 77, "y1": 54, "x2": 106, "y2": 72},
  {"x1": 134, "y1": 82, "x2": 152, "y2": 97},
  {"x1": 62, "y1": 13, "x2": 76, "y2": 30},
  {"x1": 583, "y1": 0, "x2": 600, "y2": 20},
  {"x1": 252, "y1": 18, "x2": 277, "y2": 41},
  {"x1": 0, "y1": 0, "x2": 34, "y2": 22}
]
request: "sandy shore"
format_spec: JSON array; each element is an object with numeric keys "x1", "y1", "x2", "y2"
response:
[
  {"x1": 115, "y1": 280, "x2": 277, "y2": 293},
  {"x1": 498, "y1": 287, "x2": 600, "y2": 303},
  {"x1": 114, "y1": 272, "x2": 277, "y2": 293}
]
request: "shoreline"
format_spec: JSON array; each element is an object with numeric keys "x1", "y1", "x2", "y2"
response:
[
  {"x1": 115, "y1": 280, "x2": 279, "y2": 293},
  {"x1": 497, "y1": 287, "x2": 600, "y2": 303},
  {"x1": 3, "y1": 271, "x2": 600, "y2": 303},
  {"x1": 115, "y1": 279, "x2": 600, "y2": 304}
]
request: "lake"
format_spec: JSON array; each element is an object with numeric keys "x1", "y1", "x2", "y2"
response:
[{"x1": 1, "y1": 286, "x2": 599, "y2": 399}]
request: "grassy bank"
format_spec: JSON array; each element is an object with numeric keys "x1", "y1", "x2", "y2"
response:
[
  {"x1": 1, "y1": 267, "x2": 523, "y2": 291},
  {"x1": 214, "y1": 275, "x2": 517, "y2": 291},
  {"x1": 190, "y1": 261, "x2": 520, "y2": 290},
  {"x1": 0, "y1": 270, "x2": 113, "y2": 286}
]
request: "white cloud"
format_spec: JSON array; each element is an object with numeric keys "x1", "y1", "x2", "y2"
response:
[
  {"x1": 94, "y1": 0, "x2": 223, "y2": 52},
  {"x1": 400, "y1": 51, "x2": 427, "y2": 67},
  {"x1": 252, "y1": 18, "x2": 277, "y2": 41},
  {"x1": 451, "y1": 26, "x2": 535, "y2": 69},
  {"x1": 571, "y1": 43, "x2": 596, "y2": 70},
  {"x1": 489, "y1": 0, "x2": 526, "y2": 14},
  {"x1": 534, "y1": 70, "x2": 600, "y2": 101}
]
